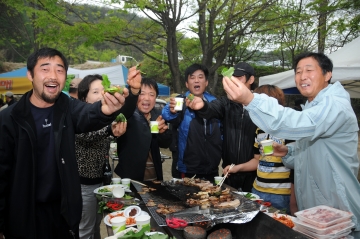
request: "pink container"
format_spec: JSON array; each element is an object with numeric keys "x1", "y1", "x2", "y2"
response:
[
  {"x1": 294, "y1": 205, "x2": 353, "y2": 228},
  {"x1": 293, "y1": 217, "x2": 354, "y2": 236}
]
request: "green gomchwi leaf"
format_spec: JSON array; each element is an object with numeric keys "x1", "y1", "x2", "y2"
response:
[
  {"x1": 102, "y1": 74, "x2": 125, "y2": 94},
  {"x1": 115, "y1": 113, "x2": 127, "y2": 122},
  {"x1": 187, "y1": 93, "x2": 194, "y2": 101},
  {"x1": 105, "y1": 86, "x2": 124, "y2": 94},
  {"x1": 102, "y1": 74, "x2": 111, "y2": 89},
  {"x1": 221, "y1": 67, "x2": 235, "y2": 78}
]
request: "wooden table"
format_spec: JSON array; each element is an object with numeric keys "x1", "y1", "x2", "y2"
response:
[{"x1": 106, "y1": 182, "x2": 310, "y2": 239}]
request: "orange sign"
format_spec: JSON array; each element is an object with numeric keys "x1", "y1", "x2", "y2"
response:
[
  {"x1": 0, "y1": 77, "x2": 32, "y2": 94},
  {"x1": 0, "y1": 80, "x2": 13, "y2": 90}
]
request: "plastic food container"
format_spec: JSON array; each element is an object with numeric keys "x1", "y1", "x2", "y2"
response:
[
  {"x1": 294, "y1": 226, "x2": 352, "y2": 239},
  {"x1": 293, "y1": 217, "x2": 354, "y2": 235},
  {"x1": 294, "y1": 205, "x2": 353, "y2": 228}
]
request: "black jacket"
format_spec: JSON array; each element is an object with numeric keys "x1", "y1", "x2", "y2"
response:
[
  {"x1": 115, "y1": 108, "x2": 171, "y2": 181},
  {"x1": 196, "y1": 96, "x2": 257, "y2": 191},
  {"x1": 0, "y1": 91, "x2": 118, "y2": 238}
]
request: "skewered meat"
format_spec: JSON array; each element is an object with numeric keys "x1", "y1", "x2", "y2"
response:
[{"x1": 214, "y1": 199, "x2": 240, "y2": 209}]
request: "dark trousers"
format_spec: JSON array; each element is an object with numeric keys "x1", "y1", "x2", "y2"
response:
[
  {"x1": 171, "y1": 151, "x2": 181, "y2": 178},
  {"x1": 36, "y1": 201, "x2": 79, "y2": 239}
]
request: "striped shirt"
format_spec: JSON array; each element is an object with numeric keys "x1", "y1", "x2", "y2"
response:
[{"x1": 252, "y1": 128, "x2": 291, "y2": 195}]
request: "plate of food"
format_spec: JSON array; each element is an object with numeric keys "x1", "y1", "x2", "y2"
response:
[
  {"x1": 93, "y1": 185, "x2": 130, "y2": 196},
  {"x1": 232, "y1": 192, "x2": 260, "y2": 200},
  {"x1": 104, "y1": 210, "x2": 149, "y2": 227},
  {"x1": 265, "y1": 212, "x2": 295, "y2": 229}
]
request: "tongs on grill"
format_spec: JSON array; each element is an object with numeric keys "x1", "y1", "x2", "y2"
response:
[{"x1": 172, "y1": 206, "x2": 210, "y2": 216}]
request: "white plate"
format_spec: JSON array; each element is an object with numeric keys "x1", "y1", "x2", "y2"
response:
[
  {"x1": 124, "y1": 206, "x2": 141, "y2": 218},
  {"x1": 104, "y1": 210, "x2": 149, "y2": 227},
  {"x1": 233, "y1": 191, "x2": 260, "y2": 200},
  {"x1": 145, "y1": 232, "x2": 165, "y2": 236},
  {"x1": 93, "y1": 185, "x2": 130, "y2": 196}
]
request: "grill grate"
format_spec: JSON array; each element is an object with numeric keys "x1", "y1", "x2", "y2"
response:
[{"x1": 132, "y1": 181, "x2": 260, "y2": 227}]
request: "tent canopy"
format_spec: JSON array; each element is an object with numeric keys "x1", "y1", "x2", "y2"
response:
[
  {"x1": 67, "y1": 65, "x2": 128, "y2": 86},
  {"x1": 0, "y1": 67, "x2": 31, "y2": 94},
  {"x1": 0, "y1": 64, "x2": 170, "y2": 96},
  {"x1": 259, "y1": 37, "x2": 360, "y2": 98},
  {"x1": 157, "y1": 83, "x2": 170, "y2": 96}
]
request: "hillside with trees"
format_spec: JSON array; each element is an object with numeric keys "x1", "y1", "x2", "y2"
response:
[{"x1": 0, "y1": 0, "x2": 359, "y2": 96}]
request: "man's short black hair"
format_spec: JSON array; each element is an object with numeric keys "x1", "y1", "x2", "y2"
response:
[
  {"x1": 184, "y1": 63, "x2": 208, "y2": 82},
  {"x1": 294, "y1": 52, "x2": 333, "y2": 83},
  {"x1": 141, "y1": 77, "x2": 159, "y2": 97},
  {"x1": 27, "y1": 48, "x2": 68, "y2": 78}
]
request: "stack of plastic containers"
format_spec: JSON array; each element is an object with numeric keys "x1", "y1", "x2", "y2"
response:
[{"x1": 293, "y1": 205, "x2": 354, "y2": 239}]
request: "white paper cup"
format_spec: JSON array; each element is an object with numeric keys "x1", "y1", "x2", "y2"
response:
[
  {"x1": 110, "y1": 216, "x2": 126, "y2": 234},
  {"x1": 214, "y1": 176, "x2": 222, "y2": 185},
  {"x1": 174, "y1": 97, "x2": 184, "y2": 111},
  {"x1": 261, "y1": 139, "x2": 274, "y2": 155},
  {"x1": 135, "y1": 215, "x2": 151, "y2": 232},
  {"x1": 150, "y1": 121, "x2": 159, "y2": 134},
  {"x1": 112, "y1": 186, "x2": 125, "y2": 198},
  {"x1": 112, "y1": 178, "x2": 121, "y2": 184},
  {"x1": 121, "y1": 178, "x2": 131, "y2": 188}
]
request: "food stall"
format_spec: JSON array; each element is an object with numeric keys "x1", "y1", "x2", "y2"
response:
[{"x1": 102, "y1": 180, "x2": 309, "y2": 239}]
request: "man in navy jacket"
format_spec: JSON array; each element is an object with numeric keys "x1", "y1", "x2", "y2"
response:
[{"x1": 0, "y1": 48, "x2": 127, "y2": 239}]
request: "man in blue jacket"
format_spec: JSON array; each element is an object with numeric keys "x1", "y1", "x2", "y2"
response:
[
  {"x1": 186, "y1": 62, "x2": 257, "y2": 192},
  {"x1": 162, "y1": 63, "x2": 222, "y2": 181},
  {"x1": 0, "y1": 48, "x2": 127, "y2": 239},
  {"x1": 223, "y1": 52, "x2": 360, "y2": 234}
]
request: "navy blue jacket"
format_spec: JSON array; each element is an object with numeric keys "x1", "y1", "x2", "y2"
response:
[{"x1": 162, "y1": 91, "x2": 222, "y2": 175}]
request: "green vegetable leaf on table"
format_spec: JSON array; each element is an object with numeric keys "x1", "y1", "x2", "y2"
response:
[
  {"x1": 118, "y1": 227, "x2": 173, "y2": 239},
  {"x1": 102, "y1": 74, "x2": 125, "y2": 94},
  {"x1": 245, "y1": 193, "x2": 256, "y2": 199},
  {"x1": 221, "y1": 67, "x2": 235, "y2": 78}
]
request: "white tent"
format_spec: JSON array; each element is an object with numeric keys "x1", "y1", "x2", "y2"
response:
[
  {"x1": 68, "y1": 65, "x2": 128, "y2": 86},
  {"x1": 259, "y1": 37, "x2": 360, "y2": 98}
]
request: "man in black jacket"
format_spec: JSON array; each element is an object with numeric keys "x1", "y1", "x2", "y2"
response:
[
  {"x1": 186, "y1": 62, "x2": 257, "y2": 192},
  {"x1": 115, "y1": 78, "x2": 171, "y2": 181},
  {"x1": 0, "y1": 48, "x2": 127, "y2": 239}
]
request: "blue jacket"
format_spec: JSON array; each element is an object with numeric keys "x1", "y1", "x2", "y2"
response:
[
  {"x1": 245, "y1": 82, "x2": 360, "y2": 231},
  {"x1": 162, "y1": 91, "x2": 222, "y2": 175}
]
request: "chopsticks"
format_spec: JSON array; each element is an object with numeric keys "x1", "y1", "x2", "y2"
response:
[{"x1": 217, "y1": 164, "x2": 235, "y2": 188}]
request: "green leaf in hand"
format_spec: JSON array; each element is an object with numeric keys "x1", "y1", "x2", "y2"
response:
[
  {"x1": 115, "y1": 113, "x2": 127, "y2": 122},
  {"x1": 102, "y1": 74, "x2": 110, "y2": 88},
  {"x1": 102, "y1": 74, "x2": 125, "y2": 94},
  {"x1": 221, "y1": 67, "x2": 235, "y2": 78},
  {"x1": 187, "y1": 93, "x2": 194, "y2": 101},
  {"x1": 136, "y1": 63, "x2": 146, "y2": 75}
]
